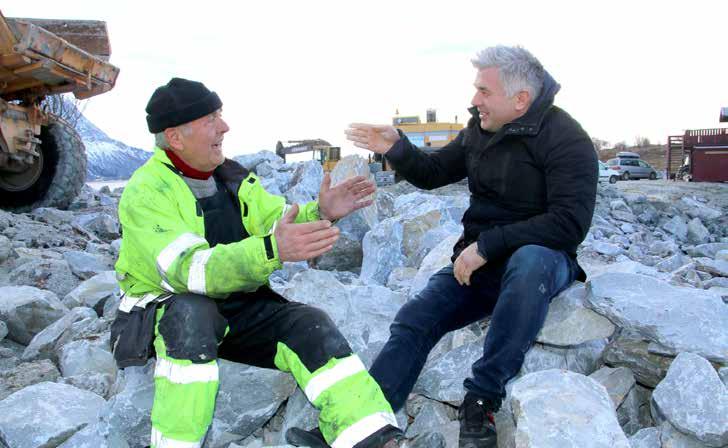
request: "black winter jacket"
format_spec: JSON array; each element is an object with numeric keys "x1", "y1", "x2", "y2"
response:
[{"x1": 385, "y1": 72, "x2": 597, "y2": 280}]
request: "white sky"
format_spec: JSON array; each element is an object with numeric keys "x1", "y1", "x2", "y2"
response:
[{"x1": 6, "y1": 1, "x2": 728, "y2": 159}]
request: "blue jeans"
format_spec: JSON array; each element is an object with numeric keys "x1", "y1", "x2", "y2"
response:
[{"x1": 370, "y1": 244, "x2": 579, "y2": 411}]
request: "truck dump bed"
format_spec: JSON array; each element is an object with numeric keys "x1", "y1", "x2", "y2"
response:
[{"x1": 0, "y1": 10, "x2": 119, "y2": 102}]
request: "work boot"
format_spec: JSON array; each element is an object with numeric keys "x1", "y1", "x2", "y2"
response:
[
  {"x1": 285, "y1": 427, "x2": 329, "y2": 448},
  {"x1": 286, "y1": 425, "x2": 402, "y2": 448},
  {"x1": 458, "y1": 392, "x2": 499, "y2": 448}
]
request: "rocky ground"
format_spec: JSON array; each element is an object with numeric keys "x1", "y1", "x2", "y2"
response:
[{"x1": 0, "y1": 152, "x2": 726, "y2": 448}]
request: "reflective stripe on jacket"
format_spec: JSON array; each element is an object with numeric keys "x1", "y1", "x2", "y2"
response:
[{"x1": 115, "y1": 147, "x2": 320, "y2": 301}]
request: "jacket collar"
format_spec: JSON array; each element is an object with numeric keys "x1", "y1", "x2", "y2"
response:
[{"x1": 468, "y1": 70, "x2": 560, "y2": 137}]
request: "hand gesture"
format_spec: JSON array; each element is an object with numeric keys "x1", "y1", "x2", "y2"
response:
[
  {"x1": 453, "y1": 242, "x2": 487, "y2": 286},
  {"x1": 274, "y1": 204, "x2": 339, "y2": 262},
  {"x1": 345, "y1": 123, "x2": 400, "y2": 154},
  {"x1": 318, "y1": 173, "x2": 375, "y2": 221}
]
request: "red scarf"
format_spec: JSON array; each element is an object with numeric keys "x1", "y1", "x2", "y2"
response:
[{"x1": 165, "y1": 150, "x2": 214, "y2": 180}]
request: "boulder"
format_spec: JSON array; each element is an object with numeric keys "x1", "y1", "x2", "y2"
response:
[
  {"x1": 537, "y1": 283, "x2": 615, "y2": 346},
  {"x1": 686, "y1": 217, "x2": 710, "y2": 245},
  {"x1": 58, "y1": 339, "x2": 118, "y2": 380},
  {"x1": 63, "y1": 271, "x2": 119, "y2": 313},
  {"x1": 21, "y1": 306, "x2": 97, "y2": 361},
  {"x1": 628, "y1": 427, "x2": 660, "y2": 448},
  {"x1": 499, "y1": 369, "x2": 629, "y2": 448},
  {"x1": 589, "y1": 366, "x2": 636, "y2": 409},
  {"x1": 0, "y1": 286, "x2": 68, "y2": 345},
  {"x1": 0, "y1": 382, "x2": 105, "y2": 448},
  {"x1": 651, "y1": 352, "x2": 728, "y2": 447},
  {"x1": 63, "y1": 250, "x2": 113, "y2": 280},
  {"x1": 586, "y1": 273, "x2": 728, "y2": 363},
  {"x1": 212, "y1": 360, "x2": 296, "y2": 440},
  {"x1": 8, "y1": 258, "x2": 80, "y2": 297},
  {"x1": 0, "y1": 359, "x2": 60, "y2": 401},
  {"x1": 602, "y1": 331, "x2": 672, "y2": 388}
]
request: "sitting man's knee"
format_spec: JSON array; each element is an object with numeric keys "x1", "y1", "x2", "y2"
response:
[
  {"x1": 284, "y1": 304, "x2": 352, "y2": 370},
  {"x1": 158, "y1": 294, "x2": 227, "y2": 363}
]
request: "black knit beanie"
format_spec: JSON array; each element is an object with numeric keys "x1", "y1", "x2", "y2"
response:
[{"x1": 145, "y1": 78, "x2": 222, "y2": 133}]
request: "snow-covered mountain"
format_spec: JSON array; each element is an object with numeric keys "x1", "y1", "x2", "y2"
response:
[{"x1": 74, "y1": 110, "x2": 152, "y2": 180}]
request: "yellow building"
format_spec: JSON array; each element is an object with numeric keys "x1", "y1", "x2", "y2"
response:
[{"x1": 393, "y1": 109, "x2": 463, "y2": 149}]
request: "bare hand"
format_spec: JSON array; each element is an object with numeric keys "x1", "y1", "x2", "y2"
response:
[
  {"x1": 274, "y1": 204, "x2": 340, "y2": 262},
  {"x1": 453, "y1": 242, "x2": 486, "y2": 286},
  {"x1": 318, "y1": 173, "x2": 376, "y2": 221},
  {"x1": 345, "y1": 123, "x2": 400, "y2": 154}
]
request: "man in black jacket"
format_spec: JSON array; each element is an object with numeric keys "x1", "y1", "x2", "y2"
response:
[{"x1": 346, "y1": 45, "x2": 597, "y2": 448}]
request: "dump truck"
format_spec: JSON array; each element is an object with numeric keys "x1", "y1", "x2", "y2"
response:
[{"x1": 0, "y1": 10, "x2": 119, "y2": 211}]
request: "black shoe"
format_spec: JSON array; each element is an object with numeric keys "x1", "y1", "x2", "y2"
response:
[
  {"x1": 287, "y1": 425, "x2": 407, "y2": 448},
  {"x1": 458, "y1": 392, "x2": 499, "y2": 448},
  {"x1": 286, "y1": 426, "x2": 329, "y2": 448}
]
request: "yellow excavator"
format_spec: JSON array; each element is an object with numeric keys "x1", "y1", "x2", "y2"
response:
[
  {"x1": 0, "y1": 10, "x2": 119, "y2": 211},
  {"x1": 275, "y1": 139, "x2": 341, "y2": 172}
]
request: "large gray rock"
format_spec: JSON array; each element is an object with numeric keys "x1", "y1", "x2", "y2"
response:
[
  {"x1": 685, "y1": 242, "x2": 728, "y2": 259},
  {"x1": 628, "y1": 427, "x2": 660, "y2": 448},
  {"x1": 686, "y1": 217, "x2": 710, "y2": 245},
  {"x1": 63, "y1": 250, "x2": 112, "y2": 280},
  {"x1": 58, "y1": 339, "x2": 117, "y2": 380},
  {"x1": 278, "y1": 389, "x2": 319, "y2": 445},
  {"x1": 0, "y1": 382, "x2": 105, "y2": 448},
  {"x1": 279, "y1": 269, "x2": 406, "y2": 352},
  {"x1": 617, "y1": 384, "x2": 653, "y2": 436},
  {"x1": 593, "y1": 241, "x2": 624, "y2": 257},
  {"x1": 57, "y1": 423, "x2": 130, "y2": 448},
  {"x1": 537, "y1": 283, "x2": 615, "y2": 347},
  {"x1": 284, "y1": 160, "x2": 323, "y2": 205},
  {"x1": 410, "y1": 233, "x2": 460, "y2": 297},
  {"x1": 8, "y1": 258, "x2": 80, "y2": 298},
  {"x1": 360, "y1": 216, "x2": 407, "y2": 285},
  {"x1": 21, "y1": 306, "x2": 97, "y2": 361},
  {"x1": 679, "y1": 197, "x2": 723, "y2": 221},
  {"x1": 361, "y1": 196, "x2": 458, "y2": 285},
  {"x1": 659, "y1": 421, "x2": 707, "y2": 448},
  {"x1": 414, "y1": 336, "x2": 484, "y2": 405},
  {"x1": 0, "y1": 359, "x2": 60, "y2": 401},
  {"x1": 0, "y1": 286, "x2": 68, "y2": 345},
  {"x1": 662, "y1": 216, "x2": 688, "y2": 241},
  {"x1": 0, "y1": 320, "x2": 6, "y2": 341},
  {"x1": 651, "y1": 352, "x2": 728, "y2": 447},
  {"x1": 74, "y1": 212, "x2": 120, "y2": 240},
  {"x1": 519, "y1": 339, "x2": 606, "y2": 378},
  {"x1": 602, "y1": 331, "x2": 672, "y2": 388},
  {"x1": 30, "y1": 207, "x2": 75, "y2": 226},
  {"x1": 589, "y1": 366, "x2": 636, "y2": 409},
  {"x1": 95, "y1": 362, "x2": 155, "y2": 448},
  {"x1": 63, "y1": 271, "x2": 119, "y2": 313},
  {"x1": 233, "y1": 150, "x2": 284, "y2": 171},
  {"x1": 693, "y1": 257, "x2": 728, "y2": 277},
  {"x1": 405, "y1": 399, "x2": 452, "y2": 438},
  {"x1": 329, "y1": 155, "x2": 378, "y2": 229},
  {"x1": 501, "y1": 369, "x2": 629, "y2": 448},
  {"x1": 586, "y1": 273, "x2": 728, "y2": 363},
  {"x1": 0, "y1": 234, "x2": 11, "y2": 264},
  {"x1": 213, "y1": 360, "x2": 296, "y2": 440}
]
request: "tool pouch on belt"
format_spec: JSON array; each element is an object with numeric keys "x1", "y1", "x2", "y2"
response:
[{"x1": 110, "y1": 301, "x2": 164, "y2": 368}]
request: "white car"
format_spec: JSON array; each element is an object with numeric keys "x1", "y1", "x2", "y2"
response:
[{"x1": 598, "y1": 161, "x2": 619, "y2": 184}]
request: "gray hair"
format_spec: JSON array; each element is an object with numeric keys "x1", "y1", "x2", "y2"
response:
[
  {"x1": 153, "y1": 124, "x2": 191, "y2": 149},
  {"x1": 471, "y1": 45, "x2": 544, "y2": 100}
]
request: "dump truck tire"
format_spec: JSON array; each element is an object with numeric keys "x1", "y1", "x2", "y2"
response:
[{"x1": 0, "y1": 117, "x2": 86, "y2": 211}]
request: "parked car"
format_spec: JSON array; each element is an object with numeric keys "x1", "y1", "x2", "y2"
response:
[
  {"x1": 598, "y1": 161, "x2": 619, "y2": 184},
  {"x1": 606, "y1": 156, "x2": 657, "y2": 180}
]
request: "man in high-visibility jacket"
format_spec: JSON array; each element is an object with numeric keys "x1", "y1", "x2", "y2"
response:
[{"x1": 111, "y1": 78, "x2": 403, "y2": 448}]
